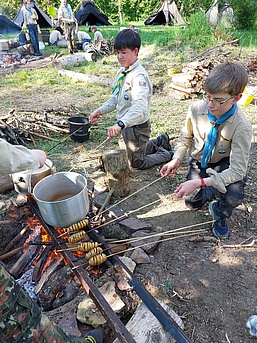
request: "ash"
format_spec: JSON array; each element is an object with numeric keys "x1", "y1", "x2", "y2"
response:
[{"x1": 17, "y1": 267, "x2": 37, "y2": 301}]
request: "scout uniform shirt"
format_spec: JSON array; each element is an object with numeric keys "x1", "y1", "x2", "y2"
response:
[{"x1": 173, "y1": 100, "x2": 252, "y2": 193}]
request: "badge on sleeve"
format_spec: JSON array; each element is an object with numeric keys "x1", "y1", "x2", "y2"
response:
[{"x1": 139, "y1": 81, "x2": 147, "y2": 87}]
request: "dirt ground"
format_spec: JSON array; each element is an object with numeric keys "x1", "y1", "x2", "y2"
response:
[{"x1": 1, "y1": 51, "x2": 257, "y2": 343}]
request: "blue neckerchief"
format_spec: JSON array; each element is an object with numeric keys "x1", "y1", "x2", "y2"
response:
[
  {"x1": 26, "y1": 7, "x2": 33, "y2": 15},
  {"x1": 201, "y1": 104, "x2": 237, "y2": 168},
  {"x1": 112, "y1": 69, "x2": 131, "y2": 95},
  {"x1": 65, "y1": 4, "x2": 72, "y2": 19}
]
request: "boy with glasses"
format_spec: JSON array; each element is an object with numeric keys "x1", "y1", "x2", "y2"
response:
[{"x1": 160, "y1": 62, "x2": 252, "y2": 239}]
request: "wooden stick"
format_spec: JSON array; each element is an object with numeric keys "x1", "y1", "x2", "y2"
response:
[
  {"x1": 89, "y1": 176, "x2": 165, "y2": 222},
  {"x1": 0, "y1": 225, "x2": 30, "y2": 256},
  {"x1": 0, "y1": 220, "x2": 12, "y2": 225},
  {"x1": 97, "y1": 188, "x2": 114, "y2": 215},
  {"x1": 72, "y1": 229, "x2": 207, "y2": 270},
  {"x1": 0, "y1": 246, "x2": 23, "y2": 261},
  {"x1": 60, "y1": 226, "x2": 209, "y2": 254}
]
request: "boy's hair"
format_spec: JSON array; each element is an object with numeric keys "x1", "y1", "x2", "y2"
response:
[
  {"x1": 204, "y1": 62, "x2": 248, "y2": 95},
  {"x1": 114, "y1": 28, "x2": 141, "y2": 51}
]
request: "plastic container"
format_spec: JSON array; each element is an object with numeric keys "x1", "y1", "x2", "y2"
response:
[
  {"x1": 238, "y1": 87, "x2": 256, "y2": 106},
  {"x1": 246, "y1": 314, "x2": 257, "y2": 336},
  {"x1": 67, "y1": 116, "x2": 91, "y2": 143}
]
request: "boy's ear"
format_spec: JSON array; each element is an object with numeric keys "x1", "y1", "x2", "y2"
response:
[
  {"x1": 233, "y1": 93, "x2": 242, "y2": 103},
  {"x1": 134, "y1": 47, "x2": 139, "y2": 56}
]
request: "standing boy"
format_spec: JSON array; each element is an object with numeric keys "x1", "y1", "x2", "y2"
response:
[
  {"x1": 23, "y1": 0, "x2": 42, "y2": 56},
  {"x1": 58, "y1": 0, "x2": 78, "y2": 54},
  {"x1": 160, "y1": 62, "x2": 252, "y2": 239},
  {"x1": 89, "y1": 29, "x2": 173, "y2": 170}
]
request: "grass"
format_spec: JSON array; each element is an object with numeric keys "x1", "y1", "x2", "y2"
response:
[{"x1": 1, "y1": 20, "x2": 257, "y2": 156}]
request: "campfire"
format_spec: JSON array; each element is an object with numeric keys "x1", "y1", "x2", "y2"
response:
[{"x1": 0, "y1": 178, "x2": 196, "y2": 343}]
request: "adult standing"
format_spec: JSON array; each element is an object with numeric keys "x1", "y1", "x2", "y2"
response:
[
  {"x1": 23, "y1": 0, "x2": 42, "y2": 56},
  {"x1": 58, "y1": 0, "x2": 78, "y2": 54}
]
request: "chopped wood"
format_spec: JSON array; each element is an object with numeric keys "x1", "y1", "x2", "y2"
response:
[
  {"x1": 0, "y1": 108, "x2": 71, "y2": 145},
  {"x1": 1, "y1": 224, "x2": 30, "y2": 255},
  {"x1": 0, "y1": 246, "x2": 23, "y2": 261},
  {"x1": 35, "y1": 255, "x2": 64, "y2": 295}
]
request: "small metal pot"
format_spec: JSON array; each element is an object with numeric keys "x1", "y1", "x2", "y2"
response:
[
  {"x1": 11, "y1": 158, "x2": 55, "y2": 194},
  {"x1": 33, "y1": 172, "x2": 89, "y2": 228}
]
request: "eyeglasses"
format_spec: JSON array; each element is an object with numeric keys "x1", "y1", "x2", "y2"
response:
[{"x1": 203, "y1": 94, "x2": 234, "y2": 106}]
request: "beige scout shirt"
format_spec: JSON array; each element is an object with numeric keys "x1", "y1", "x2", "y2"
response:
[
  {"x1": 173, "y1": 100, "x2": 252, "y2": 193},
  {"x1": 98, "y1": 59, "x2": 153, "y2": 128},
  {"x1": 0, "y1": 139, "x2": 40, "y2": 175},
  {"x1": 58, "y1": 4, "x2": 74, "y2": 21},
  {"x1": 49, "y1": 30, "x2": 62, "y2": 44},
  {"x1": 23, "y1": 7, "x2": 38, "y2": 25}
]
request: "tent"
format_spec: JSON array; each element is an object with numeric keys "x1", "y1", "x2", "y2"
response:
[
  {"x1": 13, "y1": 2, "x2": 52, "y2": 28},
  {"x1": 0, "y1": 14, "x2": 21, "y2": 34},
  {"x1": 144, "y1": 0, "x2": 186, "y2": 26},
  {"x1": 75, "y1": 0, "x2": 112, "y2": 26},
  {"x1": 206, "y1": 1, "x2": 234, "y2": 28}
]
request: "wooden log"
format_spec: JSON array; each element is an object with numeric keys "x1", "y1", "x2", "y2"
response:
[
  {"x1": 52, "y1": 52, "x2": 97, "y2": 69},
  {"x1": 58, "y1": 69, "x2": 113, "y2": 87},
  {"x1": 101, "y1": 149, "x2": 130, "y2": 197},
  {"x1": 0, "y1": 225, "x2": 30, "y2": 255},
  {"x1": 169, "y1": 82, "x2": 195, "y2": 95},
  {"x1": 0, "y1": 247, "x2": 23, "y2": 261},
  {"x1": 0, "y1": 175, "x2": 14, "y2": 193}
]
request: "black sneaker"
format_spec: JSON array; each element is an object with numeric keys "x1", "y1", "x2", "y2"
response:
[
  {"x1": 85, "y1": 328, "x2": 105, "y2": 343},
  {"x1": 157, "y1": 132, "x2": 172, "y2": 151}
]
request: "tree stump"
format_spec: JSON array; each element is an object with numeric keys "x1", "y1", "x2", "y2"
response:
[{"x1": 101, "y1": 149, "x2": 130, "y2": 197}]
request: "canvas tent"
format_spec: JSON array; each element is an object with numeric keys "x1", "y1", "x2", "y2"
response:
[
  {"x1": 0, "y1": 14, "x2": 21, "y2": 34},
  {"x1": 75, "y1": 0, "x2": 111, "y2": 26},
  {"x1": 144, "y1": 0, "x2": 186, "y2": 26},
  {"x1": 206, "y1": 1, "x2": 234, "y2": 28},
  {"x1": 13, "y1": 2, "x2": 52, "y2": 28}
]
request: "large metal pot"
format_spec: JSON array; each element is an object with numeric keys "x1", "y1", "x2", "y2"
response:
[
  {"x1": 33, "y1": 172, "x2": 89, "y2": 228},
  {"x1": 11, "y1": 158, "x2": 55, "y2": 194}
]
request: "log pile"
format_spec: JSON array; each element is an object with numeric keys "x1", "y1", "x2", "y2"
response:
[
  {"x1": 0, "y1": 108, "x2": 71, "y2": 146},
  {"x1": 169, "y1": 59, "x2": 216, "y2": 100}
]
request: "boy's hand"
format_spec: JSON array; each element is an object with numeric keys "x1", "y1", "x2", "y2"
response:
[
  {"x1": 89, "y1": 110, "x2": 101, "y2": 124},
  {"x1": 160, "y1": 157, "x2": 180, "y2": 177},
  {"x1": 175, "y1": 179, "x2": 200, "y2": 198},
  {"x1": 108, "y1": 124, "x2": 121, "y2": 139}
]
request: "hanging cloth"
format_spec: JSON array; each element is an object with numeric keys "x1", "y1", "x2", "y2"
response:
[
  {"x1": 201, "y1": 104, "x2": 237, "y2": 168},
  {"x1": 112, "y1": 70, "x2": 131, "y2": 95}
]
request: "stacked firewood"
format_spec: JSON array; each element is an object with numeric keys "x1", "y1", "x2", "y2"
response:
[
  {"x1": 0, "y1": 108, "x2": 71, "y2": 146},
  {"x1": 169, "y1": 59, "x2": 217, "y2": 100}
]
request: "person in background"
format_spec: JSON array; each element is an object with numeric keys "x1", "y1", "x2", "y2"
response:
[
  {"x1": 47, "y1": 1, "x2": 58, "y2": 27},
  {"x1": 23, "y1": 0, "x2": 42, "y2": 56},
  {"x1": 49, "y1": 26, "x2": 65, "y2": 45},
  {"x1": 89, "y1": 29, "x2": 173, "y2": 170},
  {"x1": 58, "y1": 0, "x2": 78, "y2": 54},
  {"x1": 160, "y1": 62, "x2": 252, "y2": 239},
  {"x1": 0, "y1": 138, "x2": 46, "y2": 174},
  {"x1": 77, "y1": 30, "x2": 91, "y2": 44},
  {"x1": 90, "y1": 25, "x2": 103, "y2": 43}
]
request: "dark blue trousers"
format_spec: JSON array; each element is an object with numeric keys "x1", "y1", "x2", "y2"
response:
[
  {"x1": 184, "y1": 157, "x2": 247, "y2": 219},
  {"x1": 27, "y1": 24, "x2": 40, "y2": 54}
]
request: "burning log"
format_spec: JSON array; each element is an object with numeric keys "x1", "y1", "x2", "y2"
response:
[
  {"x1": 0, "y1": 224, "x2": 30, "y2": 255},
  {"x1": 101, "y1": 149, "x2": 130, "y2": 197},
  {"x1": 9, "y1": 235, "x2": 42, "y2": 279}
]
